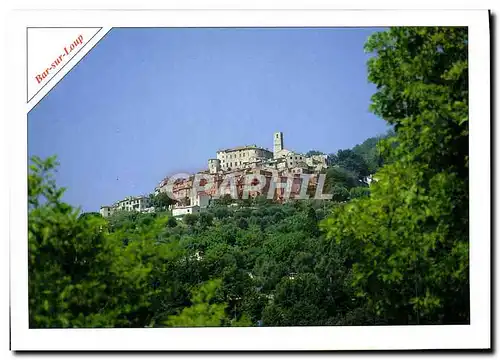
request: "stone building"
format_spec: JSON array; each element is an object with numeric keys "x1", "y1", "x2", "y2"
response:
[
  {"x1": 214, "y1": 145, "x2": 273, "y2": 172},
  {"x1": 208, "y1": 158, "x2": 221, "y2": 174},
  {"x1": 273, "y1": 131, "x2": 284, "y2": 155},
  {"x1": 306, "y1": 154, "x2": 328, "y2": 171}
]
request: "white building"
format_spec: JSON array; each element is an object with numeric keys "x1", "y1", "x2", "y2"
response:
[
  {"x1": 115, "y1": 195, "x2": 152, "y2": 212},
  {"x1": 172, "y1": 205, "x2": 201, "y2": 218},
  {"x1": 99, "y1": 205, "x2": 115, "y2": 217},
  {"x1": 99, "y1": 195, "x2": 153, "y2": 217},
  {"x1": 171, "y1": 192, "x2": 210, "y2": 218}
]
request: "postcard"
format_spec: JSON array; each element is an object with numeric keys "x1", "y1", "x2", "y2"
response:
[{"x1": 6, "y1": 6, "x2": 491, "y2": 351}]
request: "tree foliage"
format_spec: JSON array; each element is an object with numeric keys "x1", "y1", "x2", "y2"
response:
[
  {"x1": 150, "y1": 192, "x2": 176, "y2": 211},
  {"x1": 351, "y1": 130, "x2": 395, "y2": 173},
  {"x1": 322, "y1": 26, "x2": 469, "y2": 324},
  {"x1": 165, "y1": 279, "x2": 251, "y2": 327},
  {"x1": 305, "y1": 150, "x2": 325, "y2": 157},
  {"x1": 327, "y1": 149, "x2": 370, "y2": 179}
]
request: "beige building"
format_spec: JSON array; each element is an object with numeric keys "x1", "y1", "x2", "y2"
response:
[
  {"x1": 306, "y1": 154, "x2": 328, "y2": 171},
  {"x1": 214, "y1": 145, "x2": 273, "y2": 172},
  {"x1": 285, "y1": 153, "x2": 307, "y2": 168}
]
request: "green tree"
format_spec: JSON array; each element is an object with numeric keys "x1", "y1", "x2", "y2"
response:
[
  {"x1": 322, "y1": 27, "x2": 469, "y2": 324},
  {"x1": 165, "y1": 279, "x2": 251, "y2": 327},
  {"x1": 305, "y1": 150, "x2": 325, "y2": 157},
  {"x1": 198, "y1": 212, "x2": 214, "y2": 229},
  {"x1": 323, "y1": 167, "x2": 359, "y2": 196},
  {"x1": 254, "y1": 195, "x2": 272, "y2": 206},
  {"x1": 351, "y1": 130, "x2": 395, "y2": 174},
  {"x1": 150, "y1": 192, "x2": 176, "y2": 211},
  {"x1": 262, "y1": 274, "x2": 329, "y2": 326},
  {"x1": 305, "y1": 206, "x2": 319, "y2": 237},
  {"x1": 349, "y1": 186, "x2": 371, "y2": 199},
  {"x1": 78, "y1": 212, "x2": 102, "y2": 220},
  {"x1": 166, "y1": 216, "x2": 178, "y2": 228},
  {"x1": 237, "y1": 218, "x2": 249, "y2": 230},
  {"x1": 327, "y1": 149, "x2": 370, "y2": 178},
  {"x1": 28, "y1": 156, "x2": 181, "y2": 328},
  {"x1": 214, "y1": 194, "x2": 234, "y2": 206},
  {"x1": 212, "y1": 206, "x2": 230, "y2": 220},
  {"x1": 183, "y1": 213, "x2": 198, "y2": 226},
  {"x1": 330, "y1": 185, "x2": 350, "y2": 203}
]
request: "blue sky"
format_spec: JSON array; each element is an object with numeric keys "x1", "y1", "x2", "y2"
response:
[{"x1": 28, "y1": 27, "x2": 389, "y2": 212}]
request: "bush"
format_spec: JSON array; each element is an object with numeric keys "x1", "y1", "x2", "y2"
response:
[
  {"x1": 167, "y1": 216, "x2": 178, "y2": 228},
  {"x1": 183, "y1": 213, "x2": 199, "y2": 226}
]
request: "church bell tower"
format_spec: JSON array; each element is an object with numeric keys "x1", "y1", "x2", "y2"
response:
[{"x1": 273, "y1": 131, "x2": 284, "y2": 157}]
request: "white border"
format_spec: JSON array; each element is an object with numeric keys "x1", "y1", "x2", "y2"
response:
[{"x1": 7, "y1": 9, "x2": 490, "y2": 351}]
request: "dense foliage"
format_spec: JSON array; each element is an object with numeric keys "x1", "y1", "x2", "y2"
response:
[
  {"x1": 28, "y1": 27, "x2": 469, "y2": 327},
  {"x1": 322, "y1": 27, "x2": 469, "y2": 324}
]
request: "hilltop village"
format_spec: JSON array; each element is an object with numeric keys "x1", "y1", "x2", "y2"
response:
[{"x1": 100, "y1": 132, "x2": 329, "y2": 218}]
